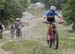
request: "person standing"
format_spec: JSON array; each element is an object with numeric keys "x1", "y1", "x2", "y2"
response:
[
  {"x1": 14, "y1": 18, "x2": 22, "y2": 39},
  {"x1": 9, "y1": 23, "x2": 15, "y2": 39}
]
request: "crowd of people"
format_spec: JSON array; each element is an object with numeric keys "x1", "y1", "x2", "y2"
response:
[{"x1": 0, "y1": 18, "x2": 23, "y2": 39}]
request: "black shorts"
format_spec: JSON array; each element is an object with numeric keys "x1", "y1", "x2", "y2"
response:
[{"x1": 47, "y1": 17, "x2": 55, "y2": 23}]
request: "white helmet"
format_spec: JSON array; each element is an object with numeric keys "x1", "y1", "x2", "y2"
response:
[
  {"x1": 50, "y1": 6, "x2": 56, "y2": 10},
  {"x1": 16, "y1": 18, "x2": 20, "y2": 20}
]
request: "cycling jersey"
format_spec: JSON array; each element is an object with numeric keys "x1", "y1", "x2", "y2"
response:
[
  {"x1": 44, "y1": 10, "x2": 59, "y2": 22},
  {"x1": 44, "y1": 10, "x2": 58, "y2": 17}
]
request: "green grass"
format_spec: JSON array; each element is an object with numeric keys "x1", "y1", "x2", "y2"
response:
[
  {"x1": 23, "y1": 22, "x2": 75, "y2": 54},
  {"x1": 2, "y1": 8, "x2": 75, "y2": 54},
  {"x1": 1, "y1": 19, "x2": 75, "y2": 54},
  {"x1": 1, "y1": 40, "x2": 42, "y2": 54},
  {"x1": 0, "y1": 33, "x2": 11, "y2": 45},
  {"x1": 2, "y1": 40, "x2": 37, "y2": 51}
]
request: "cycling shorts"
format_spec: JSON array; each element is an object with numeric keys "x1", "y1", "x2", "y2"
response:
[{"x1": 47, "y1": 17, "x2": 55, "y2": 23}]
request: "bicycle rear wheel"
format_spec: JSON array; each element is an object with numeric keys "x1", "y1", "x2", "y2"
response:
[{"x1": 16, "y1": 29, "x2": 22, "y2": 39}]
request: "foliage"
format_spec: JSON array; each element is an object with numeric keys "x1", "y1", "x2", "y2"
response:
[
  {"x1": 43, "y1": 0, "x2": 64, "y2": 10},
  {"x1": 30, "y1": 0, "x2": 64, "y2": 10},
  {"x1": 30, "y1": 0, "x2": 44, "y2": 3},
  {"x1": 0, "y1": 0, "x2": 28, "y2": 27},
  {"x1": 63, "y1": 0, "x2": 75, "y2": 30}
]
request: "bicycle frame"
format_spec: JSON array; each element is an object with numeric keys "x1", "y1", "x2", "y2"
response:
[
  {"x1": 44, "y1": 20, "x2": 62, "y2": 49},
  {"x1": 16, "y1": 29, "x2": 22, "y2": 39},
  {"x1": 47, "y1": 23, "x2": 59, "y2": 49},
  {"x1": 47, "y1": 23, "x2": 56, "y2": 41}
]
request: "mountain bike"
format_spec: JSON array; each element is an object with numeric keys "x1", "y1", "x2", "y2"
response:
[
  {"x1": 43, "y1": 16, "x2": 64, "y2": 49},
  {"x1": 46, "y1": 22, "x2": 59, "y2": 49},
  {"x1": 16, "y1": 27, "x2": 22, "y2": 39},
  {"x1": 43, "y1": 20, "x2": 61, "y2": 49}
]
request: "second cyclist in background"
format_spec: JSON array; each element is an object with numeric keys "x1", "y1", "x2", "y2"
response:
[{"x1": 14, "y1": 18, "x2": 23, "y2": 39}]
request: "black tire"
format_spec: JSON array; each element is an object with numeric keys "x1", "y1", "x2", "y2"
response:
[
  {"x1": 48, "y1": 40, "x2": 52, "y2": 48},
  {"x1": 52, "y1": 30, "x2": 59, "y2": 49},
  {"x1": 47, "y1": 36, "x2": 52, "y2": 48},
  {"x1": 47, "y1": 33, "x2": 53, "y2": 48},
  {"x1": 16, "y1": 29, "x2": 22, "y2": 39}
]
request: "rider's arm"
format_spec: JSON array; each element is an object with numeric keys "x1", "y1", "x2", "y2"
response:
[
  {"x1": 58, "y1": 16, "x2": 63, "y2": 19},
  {"x1": 55, "y1": 11, "x2": 64, "y2": 20},
  {"x1": 2, "y1": 24, "x2": 5, "y2": 30},
  {"x1": 44, "y1": 10, "x2": 50, "y2": 18},
  {"x1": 43, "y1": 10, "x2": 50, "y2": 21}
]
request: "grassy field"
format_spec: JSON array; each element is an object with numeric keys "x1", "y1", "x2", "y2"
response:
[
  {"x1": 1, "y1": 21, "x2": 75, "y2": 54},
  {"x1": 1, "y1": 9, "x2": 75, "y2": 54}
]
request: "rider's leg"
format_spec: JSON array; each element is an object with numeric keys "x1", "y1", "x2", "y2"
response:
[
  {"x1": 16, "y1": 31, "x2": 19, "y2": 39},
  {"x1": 52, "y1": 23, "x2": 57, "y2": 40},
  {"x1": 19, "y1": 30, "x2": 22, "y2": 39},
  {"x1": 47, "y1": 24, "x2": 53, "y2": 41},
  {"x1": 16, "y1": 29, "x2": 22, "y2": 39},
  {"x1": 47, "y1": 40, "x2": 49, "y2": 44},
  {"x1": 48, "y1": 23, "x2": 57, "y2": 40}
]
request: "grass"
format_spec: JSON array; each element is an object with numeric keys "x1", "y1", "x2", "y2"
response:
[
  {"x1": 24, "y1": 22, "x2": 75, "y2": 54},
  {"x1": 1, "y1": 22, "x2": 75, "y2": 54},
  {"x1": 1, "y1": 40, "x2": 41, "y2": 54},
  {"x1": 1, "y1": 9, "x2": 75, "y2": 54}
]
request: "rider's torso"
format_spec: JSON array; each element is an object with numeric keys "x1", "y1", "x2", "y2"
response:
[
  {"x1": 47, "y1": 17, "x2": 55, "y2": 22},
  {"x1": 47, "y1": 12, "x2": 55, "y2": 22},
  {"x1": 15, "y1": 22, "x2": 21, "y2": 29}
]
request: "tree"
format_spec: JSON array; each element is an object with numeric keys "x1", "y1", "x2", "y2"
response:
[
  {"x1": 31, "y1": 0, "x2": 38, "y2": 3},
  {"x1": 0, "y1": 0, "x2": 28, "y2": 27},
  {"x1": 31, "y1": 0, "x2": 45, "y2": 3},
  {"x1": 43, "y1": 0, "x2": 64, "y2": 10},
  {"x1": 0, "y1": 0, "x2": 5, "y2": 9},
  {"x1": 63, "y1": 0, "x2": 75, "y2": 30}
]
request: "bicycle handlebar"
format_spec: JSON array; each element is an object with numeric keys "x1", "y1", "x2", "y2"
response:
[{"x1": 43, "y1": 21, "x2": 63, "y2": 24}]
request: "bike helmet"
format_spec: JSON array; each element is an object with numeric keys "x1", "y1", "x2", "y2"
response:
[
  {"x1": 16, "y1": 18, "x2": 20, "y2": 21},
  {"x1": 50, "y1": 6, "x2": 56, "y2": 10}
]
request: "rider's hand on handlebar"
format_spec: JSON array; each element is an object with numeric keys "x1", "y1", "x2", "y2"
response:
[
  {"x1": 59, "y1": 18, "x2": 64, "y2": 24},
  {"x1": 42, "y1": 17, "x2": 47, "y2": 23}
]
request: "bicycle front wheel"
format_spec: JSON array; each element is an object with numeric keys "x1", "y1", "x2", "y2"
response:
[{"x1": 53, "y1": 30, "x2": 59, "y2": 49}]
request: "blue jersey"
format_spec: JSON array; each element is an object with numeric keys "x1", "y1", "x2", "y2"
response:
[{"x1": 44, "y1": 10, "x2": 58, "y2": 17}]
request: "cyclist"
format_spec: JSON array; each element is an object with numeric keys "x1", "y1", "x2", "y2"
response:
[
  {"x1": 14, "y1": 18, "x2": 22, "y2": 39},
  {"x1": 43, "y1": 6, "x2": 64, "y2": 44},
  {"x1": 9, "y1": 23, "x2": 15, "y2": 39},
  {"x1": 0, "y1": 22, "x2": 5, "y2": 39}
]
